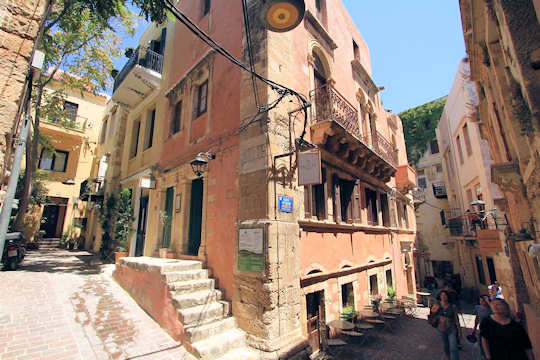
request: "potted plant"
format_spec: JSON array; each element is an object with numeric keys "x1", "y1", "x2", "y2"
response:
[
  {"x1": 114, "y1": 189, "x2": 135, "y2": 263},
  {"x1": 158, "y1": 210, "x2": 171, "y2": 258},
  {"x1": 371, "y1": 294, "x2": 383, "y2": 313}
]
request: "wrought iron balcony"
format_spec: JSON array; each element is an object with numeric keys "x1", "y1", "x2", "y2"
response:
[
  {"x1": 432, "y1": 182, "x2": 448, "y2": 198},
  {"x1": 308, "y1": 84, "x2": 398, "y2": 181},
  {"x1": 113, "y1": 47, "x2": 163, "y2": 92},
  {"x1": 42, "y1": 115, "x2": 90, "y2": 133},
  {"x1": 112, "y1": 46, "x2": 163, "y2": 107}
]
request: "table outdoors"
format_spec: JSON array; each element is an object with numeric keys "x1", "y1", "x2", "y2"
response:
[
  {"x1": 327, "y1": 319, "x2": 355, "y2": 330},
  {"x1": 417, "y1": 291, "x2": 432, "y2": 307}
]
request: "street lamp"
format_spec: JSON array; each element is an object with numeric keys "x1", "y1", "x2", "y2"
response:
[
  {"x1": 259, "y1": 0, "x2": 305, "y2": 32},
  {"x1": 190, "y1": 153, "x2": 215, "y2": 177}
]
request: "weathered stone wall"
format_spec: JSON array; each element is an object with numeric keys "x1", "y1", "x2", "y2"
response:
[{"x1": 0, "y1": 0, "x2": 45, "y2": 171}]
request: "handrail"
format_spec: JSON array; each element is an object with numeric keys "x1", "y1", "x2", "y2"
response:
[{"x1": 113, "y1": 46, "x2": 163, "y2": 92}]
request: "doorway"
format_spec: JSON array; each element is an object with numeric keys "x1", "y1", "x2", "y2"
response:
[
  {"x1": 41, "y1": 205, "x2": 60, "y2": 238},
  {"x1": 306, "y1": 291, "x2": 324, "y2": 353},
  {"x1": 135, "y1": 195, "x2": 148, "y2": 256},
  {"x1": 188, "y1": 178, "x2": 203, "y2": 256}
]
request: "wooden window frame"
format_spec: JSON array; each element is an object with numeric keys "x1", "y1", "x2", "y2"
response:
[
  {"x1": 171, "y1": 100, "x2": 182, "y2": 135},
  {"x1": 38, "y1": 148, "x2": 69, "y2": 172},
  {"x1": 196, "y1": 80, "x2": 208, "y2": 117}
]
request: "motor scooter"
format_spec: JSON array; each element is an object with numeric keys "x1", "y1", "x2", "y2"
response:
[{"x1": 2, "y1": 232, "x2": 25, "y2": 270}]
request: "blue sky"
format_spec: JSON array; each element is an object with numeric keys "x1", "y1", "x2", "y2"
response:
[
  {"x1": 342, "y1": 0, "x2": 466, "y2": 113},
  {"x1": 115, "y1": 1, "x2": 466, "y2": 113}
]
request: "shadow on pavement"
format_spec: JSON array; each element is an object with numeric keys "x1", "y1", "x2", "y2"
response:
[{"x1": 16, "y1": 249, "x2": 104, "y2": 275}]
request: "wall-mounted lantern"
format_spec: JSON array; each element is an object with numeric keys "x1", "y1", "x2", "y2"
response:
[
  {"x1": 259, "y1": 0, "x2": 305, "y2": 33},
  {"x1": 190, "y1": 153, "x2": 216, "y2": 177}
]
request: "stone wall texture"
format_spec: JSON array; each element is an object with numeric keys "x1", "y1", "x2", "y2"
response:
[{"x1": 0, "y1": 0, "x2": 44, "y2": 173}]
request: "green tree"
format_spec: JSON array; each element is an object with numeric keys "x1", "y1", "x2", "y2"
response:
[
  {"x1": 114, "y1": 189, "x2": 135, "y2": 252},
  {"x1": 399, "y1": 97, "x2": 447, "y2": 166},
  {"x1": 99, "y1": 193, "x2": 117, "y2": 259},
  {"x1": 14, "y1": 0, "x2": 136, "y2": 230}
]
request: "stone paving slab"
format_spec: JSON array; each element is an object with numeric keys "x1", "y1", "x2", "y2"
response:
[{"x1": 0, "y1": 249, "x2": 196, "y2": 360}]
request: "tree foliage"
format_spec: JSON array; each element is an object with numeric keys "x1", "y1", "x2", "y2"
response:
[
  {"x1": 399, "y1": 97, "x2": 447, "y2": 166},
  {"x1": 114, "y1": 189, "x2": 134, "y2": 252}
]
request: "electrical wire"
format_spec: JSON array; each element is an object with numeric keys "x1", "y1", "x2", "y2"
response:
[
  {"x1": 241, "y1": 0, "x2": 261, "y2": 110},
  {"x1": 161, "y1": 0, "x2": 310, "y2": 140}
]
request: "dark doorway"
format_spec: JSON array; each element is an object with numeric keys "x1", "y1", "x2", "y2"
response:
[
  {"x1": 162, "y1": 187, "x2": 174, "y2": 249},
  {"x1": 486, "y1": 257, "x2": 497, "y2": 284},
  {"x1": 41, "y1": 205, "x2": 60, "y2": 238},
  {"x1": 306, "y1": 291, "x2": 324, "y2": 353},
  {"x1": 135, "y1": 195, "x2": 149, "y2": 256},
  {"x1": 188, "y1": 178, "x2": 203, "y2": 256}
]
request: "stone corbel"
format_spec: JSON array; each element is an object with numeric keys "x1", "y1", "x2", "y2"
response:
[{"x1": 491, "y1": 162, "x2": 524, "y2": 195}]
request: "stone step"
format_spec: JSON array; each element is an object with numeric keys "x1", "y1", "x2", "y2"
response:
[
  {"x1": 178, "y1": 301, "x2": 229, "y2": 326},
  {"x1": 168, "y1": 278, "x2": 215, "y2": 293},
  {"x1": 184, "y1": 317, "x2": 237, "y2": 343},
  {"x1": 163, "y1": 269, "x2": 209, "y2": 283},
  {"x1": 119, "y1": 256, "x2": 203, "y2": 273},
  {"x1": 191, "y1": 328, "x2": 246, "y2": 360},
  {"x1": 216, "y1": 347, "x2": 261, "y2": 360},
  {"x1": 38, "y1": 244, "x2": 59, "y2": 249},
  {"x1": 172, "y1": 289, "x2": 222, "y2": 309}
]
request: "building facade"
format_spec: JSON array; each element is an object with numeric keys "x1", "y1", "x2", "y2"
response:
[
  {"x1": 413, "y1": 140, "x2": 455, "y2": 288},
  {"x1": 93, "y1": 1, "x2": 418, "y2": 358},
  {"x1": 437, "y1": 59, "x2": 508, "y2": 299},
  {"x1": 36, "y1": 83, "x2": 106, "y2": 245},
  {"x1": 459, "y1": 0, "x2": 540, "y2": 356}
]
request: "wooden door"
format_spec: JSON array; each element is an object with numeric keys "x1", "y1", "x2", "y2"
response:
[
  {"x1": 188, "y1": 179, "x2": 203, "y2": 256},
  {"x1": 306, "y1": 292, "x2": 322, "y2": 353},
  {"x1": 135, "y1": 196, "x2": 148, "y2": 256}
]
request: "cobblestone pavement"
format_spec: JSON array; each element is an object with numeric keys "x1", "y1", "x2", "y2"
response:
[
  {"x1": 326, "y1": 307, "x2": 480, "y2": 360},
  {"x1": 0, "y1": 249, "x2": 196, "y2": 360}
]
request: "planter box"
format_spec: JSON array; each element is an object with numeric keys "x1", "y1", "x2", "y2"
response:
[{"x1": 115, "y1": 251, "x2": 128, "y2": 263}]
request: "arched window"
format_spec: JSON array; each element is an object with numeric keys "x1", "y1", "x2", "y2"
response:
[{"x1": 313, "y1": 52, "x2": 327, "y2": 87}]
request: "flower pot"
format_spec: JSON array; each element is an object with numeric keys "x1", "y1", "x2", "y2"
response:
[
  {"x1": 115, "y1": 251, "x2": 128, "y2": 264},
  {"x1": 166, "y1": 252, "x2": 175, "y2": 259},
  {"x1": 159, "y1": 248, "x2": 168, "y2": 258}
]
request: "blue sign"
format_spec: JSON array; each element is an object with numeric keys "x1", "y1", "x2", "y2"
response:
[{"x1": 278, "y1": 195, "x2": 293, "y2": 213}]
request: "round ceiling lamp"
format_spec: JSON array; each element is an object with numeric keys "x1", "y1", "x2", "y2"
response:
[{"x1": 260, "y1": 0, "x2": 305, "y2": 33}]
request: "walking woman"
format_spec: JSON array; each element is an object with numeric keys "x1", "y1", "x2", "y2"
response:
[
  {"x1": 471, "y1": 295, "x2": 492, "y2": 359},
  {"x1": 429, "y1": 290, "x2": 461, "y2": 360},
  {"x1": 480, "y1": 298, "x2": 533, "y2": 360}
]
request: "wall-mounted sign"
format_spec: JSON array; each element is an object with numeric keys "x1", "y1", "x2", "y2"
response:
[
  {"x1": 278, "y1": 195, "x2": 293, "y2": 213},
  {"x1": 298, "y1": 149, "x2": 322, "y2": 186},
  {"x1": 238, "y1": 228, "x2": 264, "y2": 272},
  {"x1": 140, "y1": 177, "x2": 156, "y2": 189}
]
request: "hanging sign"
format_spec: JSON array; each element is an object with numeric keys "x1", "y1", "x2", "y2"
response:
[{"x1": 298, "y1": 149, "x2": 322, "y2": 186}]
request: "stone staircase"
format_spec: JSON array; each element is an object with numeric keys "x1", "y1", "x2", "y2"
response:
[
  {"x1": 38, "y1": 238, "x2": 60, "y2": 249},
  {"x1": 118, "y1": 257, "x2": 260, "y2": 360}
]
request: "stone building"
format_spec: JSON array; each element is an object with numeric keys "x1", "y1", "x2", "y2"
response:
[
  {"x1": 436, "y1": 59, "x2": 507, "y2": 298},
  {"x1": 413, "y1": 138, "x2": 455, "y2": 289},
  {"x1": 33, "y1": 81, "x2": 107, "y2": 247},
  {"x1": 91, "y1": 1, "x2": 418, "y2": 358},
  {"x1": 459, "y1": 0, "x2": 540, "y2": 357},
  {"x1": 0, "y1": 0, "x2": 46, "y2": 184}
]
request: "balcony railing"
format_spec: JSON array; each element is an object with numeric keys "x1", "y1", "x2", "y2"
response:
[
  {"x1": 309, "y1": 84, "x2": 398, "y2": 167},
  {"x1": 432, "y1": 182, "x2": 448, "y2": 198},
  {"x1": 372, "y1": 131, "x2": 398, "y2": 167},
  {"x1": 310, "y1": 84, "x2": 360, "y2": 137},
  {"x1": 43, "y1": 115, "x2": 89, "y2": 131},
  {"x1": 113, "y1": 46, "x2": 163, "y2": 92}
]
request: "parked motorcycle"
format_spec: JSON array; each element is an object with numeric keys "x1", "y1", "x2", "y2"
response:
[{"x1": 2, "y1": 232, "x2": 25, "y2": 270}]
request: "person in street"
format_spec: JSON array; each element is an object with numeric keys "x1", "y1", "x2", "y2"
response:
[
  {"x1": 488, "y1": 284, "x2": 504, "y2": 301},
  {"x1": 437, "y1": 282, "x2": 459, "y2": 306},
  {"x1": 471, "y1": 295, "x2": 492, "y2": 359},
  {"x1": 480, "y1": 298, "x2": 533, "y2": 360},
  {"x1": 429, "y1": 290, "x2": 461, "y2": 360}
]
